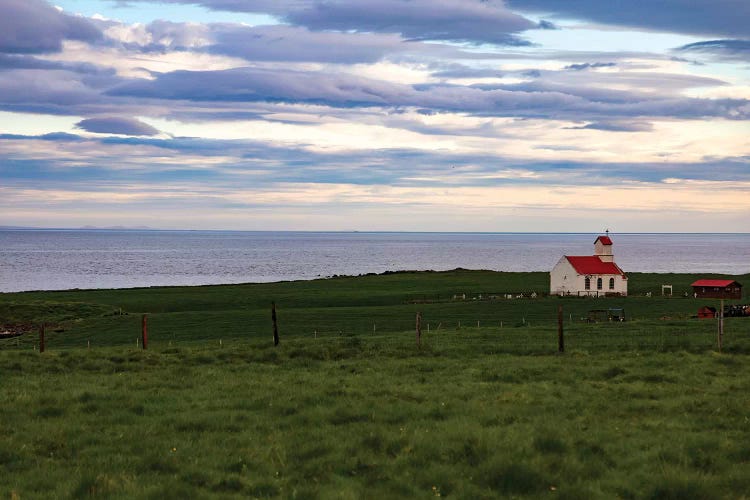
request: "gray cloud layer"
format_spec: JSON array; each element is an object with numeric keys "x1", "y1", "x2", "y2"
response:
[
  {"x1": 0, "y1": 54, "x2": 114, "y2": 75},
  {"x1": 567, "y1": 121, "x2": 655, "y2": 132},
  {"x1": 1, "y1": 1, "x2": 747, "y2": 130},
  {"x1": 0, "y1": 0, "x2": 101, "y2": 54},
  {"x1": 106, "y1": 66, "x2": 750, "y2": 121},
  {"x1": 97, "y1": 19, "x2": 493, "y2": 64},
  {"x1": 675, "y1": 39, "x2": 750, "y2": 62},
  {"x1": 3, "y1": 132, "x2": 749, "y2": 188},
  {"x1": 76, "y1": 117, "x2": 160, "y2": 136},
  {"x1": 210, "y1": 25, "x2": 405, "y2": 63},
  {"x1": 507, "y1": 0, "x2": 750, "y2": 38},
  {"x1": 91, "y1": 0, "x2": 750, "y2": 42},
  {"x1": 99, "y1": 0, "x2": 540, "y2": 45},
  {"x1": 283, "y1": 0, "x2": 536, "y2": 45}
]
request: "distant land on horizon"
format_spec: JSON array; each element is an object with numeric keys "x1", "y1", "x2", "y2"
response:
[
  {"x1": 0, "y1": 226, "x2": 749, "y2": 235},
  {"x1": 79, "y1": 225, "x2": 154, "y2": 230},
  {"x1": 0, "y1": 225, "x2": 154, "y2": 231}
]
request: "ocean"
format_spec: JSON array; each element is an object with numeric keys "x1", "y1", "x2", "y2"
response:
[{"x1": 1, "y1": 230, "x2": 748, "y2": 292}]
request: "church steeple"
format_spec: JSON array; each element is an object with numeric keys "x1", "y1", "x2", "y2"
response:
[{"x1": 594, "y1": 233, "x2": 614, "y2": 262}]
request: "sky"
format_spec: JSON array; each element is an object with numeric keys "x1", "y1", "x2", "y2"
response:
[{"x1": 0, "y1": 0, "x2": 749, "y2": 232}]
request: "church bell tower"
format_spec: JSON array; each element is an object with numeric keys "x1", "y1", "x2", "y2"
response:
[{"x1": 594, "y1": 230, "x2": 614, "y2": 262}]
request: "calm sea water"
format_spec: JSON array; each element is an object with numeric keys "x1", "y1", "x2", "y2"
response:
[{"x1": 1, "y1": 230, "x2": 748, "y2": 292}]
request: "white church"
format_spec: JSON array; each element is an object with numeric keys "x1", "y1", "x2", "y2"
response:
[{"x1": 550, "y1": 234, "x2": 628, "y2": 296}]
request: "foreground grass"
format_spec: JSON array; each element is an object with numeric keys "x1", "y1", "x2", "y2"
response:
[{"x1": 2, "y1": 336, "x2": 750, "y2": 499}]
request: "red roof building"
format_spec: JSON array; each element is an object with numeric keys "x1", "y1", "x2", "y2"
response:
[
  {"x1": 565, "y1": 256, "x2": 625, "y2": 276},
  {"x1": 691, "y1": 280, "x2": 742, "y2": 300},
  {"x1": 691, "y1": 279, "x2": 738, "y2": 288},
  {"x1": 697, "y1": 306, "x2": 717, "y2": 319},
  {"x1": 550, "y1": 235, "x2": 628, "y2": 296}
]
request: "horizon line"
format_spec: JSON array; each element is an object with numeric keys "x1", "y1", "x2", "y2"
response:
[{"x1": 1, "y1": 226, "x2": 749, "y2": 236}]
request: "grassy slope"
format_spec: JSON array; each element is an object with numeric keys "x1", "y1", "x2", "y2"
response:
[{"x1": 1, "y1": 270, "x2": 749, "y2": 498}]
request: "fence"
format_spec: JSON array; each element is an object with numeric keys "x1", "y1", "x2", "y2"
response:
[{"x1": 2, "y1": 309, "x2": 746, "y2": 356}]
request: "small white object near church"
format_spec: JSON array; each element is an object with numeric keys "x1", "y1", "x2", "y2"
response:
[{"x1": 550, "y1": 234, "x2": 628, "y2": 296}]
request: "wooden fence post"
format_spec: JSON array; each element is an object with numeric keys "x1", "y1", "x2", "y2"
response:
[
  {"x1": 416, "y1": 312, "x2": 422, "y2": 347},
  {"x1": 39, "y1": 323, "x2": 45, "y2": 353},
  {"x1": 557, "y1": 305, "x2": 565, "y2": 353},
  {"x1": 141, "y1": 314, "x2": 148, "y2": 350},
  {"x1": 716, "y1": 299, "x2": 724, "y2": 354},
  {"x1": 272, "y1": 302, "x2": 280, "y2": 346}
]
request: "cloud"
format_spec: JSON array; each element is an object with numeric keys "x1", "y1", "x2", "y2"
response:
[
  {"x1": 101, "y1": 0, "x2": 539, "y2": 45},
  {"x1": 75, "y1": 117, "x2": 160, "y2": 136},
  {"x1": 566, "y1": 121, "x2": 654, "y2": 132},
  {"x1": 675, "y1": 39, "x2": 750, "y2": 62},
  {"x1": 4, "y1": 131, "x2": 750, "y2": 189},
  {"x1": 209, "y1": 24, "x2": 414, "y2": 64},
  {"x1": 507, "y1": 0, "x2": 750, "y2": 38},
  {"x1": 99, "y1": 19, "x2": 211, "y2": 52},
  {"x1": 564, "y1": 62, "x2": 616, "y2": 71},
  {"x1": 285, "y1": 0, "x2": 536, "y2": 45},
  {"x1": 105, "y1": 66, "x2": 750, "y2": 121},
  {"x1": 0, "y1": 54, "x2": 115, "y2": 75},
  {"x1": 431, "y1": 66, "x2": 505, "y2": 79},
  {"x1": 0, "y1": 132, "x2": 83, "y2": 141},
  {"x1": 0, "y1": 69, "x2": 101, "y2": 107},
  {"x1": 2, "y1": 128, "x2": 749, "y2": 232},
  {"x1": 98, "y1": 19, "x2": 475, "y2": 65},
  {"x1": 482, "y1": 69, "x2": 729, "y2": 103},
  {"x1": 669, "y1": 55, "x2": 705, "y2": 66},
  {"x1": 107, "y1": 67, "x2": 408, "y2": 106},
  {"x1": 119, "y1": 1, "x2": 749, "y2": 43},
  {"x1": 537, "y1": 20, "x2": 558, "y2": 30},
  {"x1": 0, "y1": 0, "x2": 101, "y2": 54},
  {"x1": 0, "y1": 67, "x2": 134, "y2": 117}
]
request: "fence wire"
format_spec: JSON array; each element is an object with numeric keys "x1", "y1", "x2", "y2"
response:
[{"x1": 2, "y1": 314, "x2": 746, "y2": 356}]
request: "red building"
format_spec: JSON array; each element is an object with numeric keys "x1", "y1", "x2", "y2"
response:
[
  {"x1": 691, "y1": 280, "x2": 743, "y2": 300},
  {"x1": 697, "y1": 306, "x2": 717, "y2": 319}
]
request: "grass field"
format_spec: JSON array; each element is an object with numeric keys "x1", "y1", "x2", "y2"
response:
[
  {"x1": 1, "y1": 270, "x2": 749, "y2": 498},
  {"x1": 1, "y1": 270, "x2": 748, "y2": 351}
]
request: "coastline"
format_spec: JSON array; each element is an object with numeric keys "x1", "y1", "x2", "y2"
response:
[{"x1": 2, "y1": 268, "x2": 748, "y2": 296}]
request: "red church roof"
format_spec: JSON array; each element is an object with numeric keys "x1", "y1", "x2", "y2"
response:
[
  {"x1": 691, "y1": 279, "x2": 740, "y2": 288},
  {"x1": 565, "y1": 256, "x2": 625, "y2": 275},
  {"x1": 595, "y1": 235, "x2": 612, "y2": 245}
]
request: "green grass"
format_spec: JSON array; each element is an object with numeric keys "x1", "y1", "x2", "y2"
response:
[
  {"x1": 1, "y1": 269, "x2": 747, "y2": 351},
  {"x1": 2, "y1": 339, "x2": 750, "y2": 498},
  {"x1": 1, "y1": 270, "x2": 749, "y2": 498}
]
